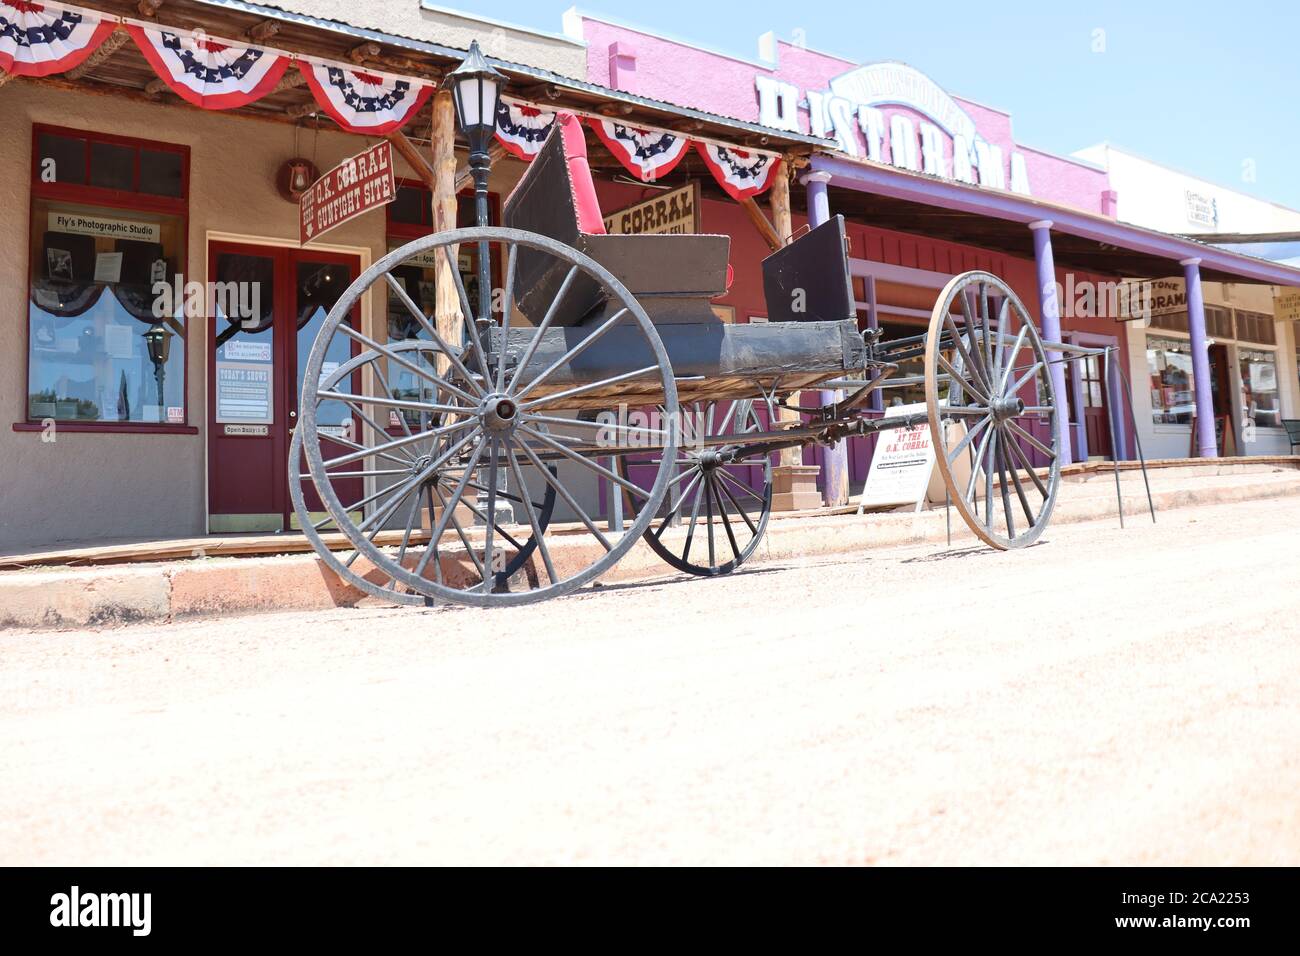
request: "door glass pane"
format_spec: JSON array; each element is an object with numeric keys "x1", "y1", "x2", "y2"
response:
[
  {"x1": 297, "y1": 261, "x2": 353, "y2": 433},
  {"x1": 213, "y1": 253, "x2": 275, "y2": 424}
]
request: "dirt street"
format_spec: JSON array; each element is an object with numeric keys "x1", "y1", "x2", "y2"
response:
[{"x1": 2, "y1": 495, "x2": 1298, "y2": 865}]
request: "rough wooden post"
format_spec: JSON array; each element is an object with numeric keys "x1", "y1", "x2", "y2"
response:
[
  {"x1": 766, "y1": 160, "x2": 822, "y2": 510},
  {"x1": 431, "y1": 89, "x2": 461, "y2": 377}
]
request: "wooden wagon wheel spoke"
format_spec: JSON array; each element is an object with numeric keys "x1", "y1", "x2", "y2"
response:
[
  {"x1": 335, "y1": 320, "x2": 482, "y2": 407},
  {"x1": 926, "y1": 271, "x2": 1062, "y2": 550},
  {"x1": 521, "y1": 412, "x2": 673, "y2": 444},
  {"x1": 513, "y1": 308, "x2": 631, "y2": 402},
  {"x1": 518, "y1": 364, "x2": 660, "y2": 412}
]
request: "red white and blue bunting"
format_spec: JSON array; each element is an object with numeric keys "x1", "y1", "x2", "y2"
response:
[
  {"x1": 494, "y1": 96, "x2": 556, "y2": 160},
  {"x1": 694, "y1": 142, "x2": 782, "y2": 201},
  {"x1": 588, "y1": 118, "x2": 689, "y2": 182},
  {"x1": 0, "y1": 1, "x2": 115, "y2": 77},
  {"x1": 0, "y1": 8, "x2": 784, "y2": 203},
  {"x1": 128, "y1": 25, "x2": 288, "y2": 109},
  {"x1": 299, "y1": 62, "x2": 432, "y2": 135}
]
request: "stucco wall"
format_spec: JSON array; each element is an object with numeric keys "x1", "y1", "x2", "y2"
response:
[
  {"x1": 0, "y1": 82, "x2": 525, "y2": 552},
  {"x1": 262, "y1": 0, "x2": 587, "y2": 79}
]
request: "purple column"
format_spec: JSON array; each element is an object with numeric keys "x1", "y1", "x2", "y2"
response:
[
  {"x1": 1182, "y1": 257, "x2": 1218, "y2": 458},
  {"x1": 802, "y1": 170, "x2": 849, "y2": 506},
  {"x1": 1028, "y1": 221, "x2": 1074, "y2": 464}
]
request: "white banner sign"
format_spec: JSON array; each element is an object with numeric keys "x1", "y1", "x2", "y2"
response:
[
  {"x1": 859, "y1": 403, "x2": 937, "y2": 509},
  {"x1": 48, "y1": 211, "x2": 161, "y2": 243}
]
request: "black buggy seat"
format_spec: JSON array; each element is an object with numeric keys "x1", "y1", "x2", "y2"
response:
[{"x1": 503, "y1": 113, "x2": 733, "y2": 327}]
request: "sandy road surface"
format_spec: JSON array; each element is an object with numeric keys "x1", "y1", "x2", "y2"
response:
[{"x1": 2, "y1": 495, "x2": 1298, "y2": 865}]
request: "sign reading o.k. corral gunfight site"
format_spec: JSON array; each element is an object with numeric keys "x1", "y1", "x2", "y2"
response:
[{"x1": 300, "y1": 141, "x2": 396, "y2": 244}]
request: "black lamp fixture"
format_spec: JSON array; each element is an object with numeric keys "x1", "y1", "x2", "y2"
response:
[
  {"x1": 143, "y1": 322, "x2": 173, "y2": 414},
  {"x1": 445, "y1": 39, "x2": 503, "y2": 326}
]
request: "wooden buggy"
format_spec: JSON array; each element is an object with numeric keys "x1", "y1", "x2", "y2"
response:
[{"x1": 294, "y1": 119, "x2": 1066, "y2": 606}]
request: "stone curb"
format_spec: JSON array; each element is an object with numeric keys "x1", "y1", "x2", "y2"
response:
[{"x1": 3, "y1": 474, "x2": 1298, "y2": 631}]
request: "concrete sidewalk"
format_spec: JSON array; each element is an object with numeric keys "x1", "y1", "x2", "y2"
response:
[{"x1": 3, "y1": 459, "x2": 1298, "y2": 631}]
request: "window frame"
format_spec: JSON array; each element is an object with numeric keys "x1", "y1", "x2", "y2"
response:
[
  {"x1": 1145, "y1": 332, "x2": 1197, "y2": 428},
  {"x1": 18, "y1": 124, "x2": 194, "y2": 435}
]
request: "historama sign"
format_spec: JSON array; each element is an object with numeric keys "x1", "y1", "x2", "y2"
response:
[{"x1": 300, "y1": 141, "x2": 396, "y2": 244}]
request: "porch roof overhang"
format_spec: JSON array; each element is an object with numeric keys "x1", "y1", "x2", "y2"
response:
[{"x1": 809, "y1": 153, "x2": 1300, "y2": 288}]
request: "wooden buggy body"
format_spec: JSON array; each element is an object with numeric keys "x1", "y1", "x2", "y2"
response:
[
  {"x1": 294, "y1": 117, "x2": 1070, "y2": 607},
  {"x1": 498, "y1": 114, "x2": 866, "y2": 410}
]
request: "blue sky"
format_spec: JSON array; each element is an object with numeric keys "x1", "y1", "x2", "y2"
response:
[{"x1": 456, "y1": 0, "x2": 1300, "y2": 212}]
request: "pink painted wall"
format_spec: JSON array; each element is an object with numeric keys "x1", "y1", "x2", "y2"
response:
[{"x1": 580, "y1": 18, "x2": 1110, "y2": 215}]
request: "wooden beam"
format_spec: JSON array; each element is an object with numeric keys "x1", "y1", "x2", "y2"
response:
[
  {"x1": 286, "y1": 100, "x2": 318, "y2": 119},
  {"x1": 739, "y1": 196, "x2": 782, "y2": 253},
  {"x1": 348, "y1": 42, "x2": 381, "y2": 65},
  {"x1": 137, "y1": 0, "x2": 164, "y2": 16},
  {"x1": 246, "y1": 19, "x2": 281, "y2": 42},
  {"x1": 270, "y1": 70, "x2": 308, "y2": 94},
  {"x1": 64, "y1": 28, "x2": 129, "y2": 80},
  {"x1": 385, "y1": 129, "x2": 437, "y2": 191},
  {"x1": 769, "y1": 158, "x2": 793, "y2": 245},
  {"x1": 431, "y1": 89, "x2": 462, "y2": 379}
]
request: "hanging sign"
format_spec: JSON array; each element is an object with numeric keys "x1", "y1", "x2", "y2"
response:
[
  {"x1": 300, "y1": 140, "x2": 396, "y2": 243},
  {"x1": 602, "y1": 182, "x2": 699, "y2": 235},
  {"x1": 1273, "y1": 288, "x2": 1300, "y2": 323},
  {"x1": 858, "y1": 403, "x2": 937, "y2": 509}
]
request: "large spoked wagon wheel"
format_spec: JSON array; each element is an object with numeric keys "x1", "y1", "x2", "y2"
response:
[
  {"x1": 924, "y1": 271, "x2": 1063, "y2": 550},
  {"x1": 617, "y1": 399, "x2": 774, "y2": 576},
  {"x1": 288, "y1": 341, "x2": 557, "y2": 607},
  {"x1": 299, "y1": 226, "x2": 679, "y2": 607}
]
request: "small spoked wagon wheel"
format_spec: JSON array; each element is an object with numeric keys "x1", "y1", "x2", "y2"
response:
[
  {"x1": 288, "y1": 342, "x2": 557, "y2": 606},
  {"x1": 617, "y1": 399, "x2": 774, "y2": 576},
  {"x1": 924, "y1": 271, "x2": 1063, "y2": 550},
  {"x1": 299, "y1": 226, "x2": 679, "y2": 607}
]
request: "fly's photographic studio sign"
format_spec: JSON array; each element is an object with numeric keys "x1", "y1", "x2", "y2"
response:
[{"x1": 300, "y1": 141, "x2": 396, "y2": 244}]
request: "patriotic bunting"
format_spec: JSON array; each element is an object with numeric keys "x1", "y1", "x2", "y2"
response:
[
  {"x1": 299, "y1": 62, "x2": 432, "y2": 134},
  {"x1": 494, "y1": 96, "x2": 556, "y2": 161},
  {"x1": 0, "y1": 1, "x2": 115, "y2": 77},
  {"x1": 588, "y1": 118, "x2": 689, "y2": 182},
  {"x1": 127, "y1": 25, "x2": 288, "y2": 109},
  {"x1": 694, "y1": 141, "x2": 781, "y2": 201}
]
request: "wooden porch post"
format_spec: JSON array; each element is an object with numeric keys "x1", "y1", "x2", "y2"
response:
[
  {"x1": 431, "y1": 89, "x2": 461, "y2": 376},
  {"x1": 767, "y1": 160, "x2": 822, "y2": 511}
]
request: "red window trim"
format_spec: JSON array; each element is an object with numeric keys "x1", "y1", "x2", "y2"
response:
[
  {"x1": 21, "y1": 124, "x2": 192, "y2": 432},
  {"x1": 12, "y1": 422, "x2": 199, "y2": 435}
]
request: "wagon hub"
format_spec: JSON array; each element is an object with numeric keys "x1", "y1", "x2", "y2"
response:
[
  {"x1": 480, "y1": 393, "x2": 519, "y2": 434},
  {"x1": 991, "y1": 395, "x2": 1025, "y2": 421}
]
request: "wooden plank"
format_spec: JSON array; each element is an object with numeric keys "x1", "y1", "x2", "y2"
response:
[{"x1": 739, "y1": 196, "x2": 782, "y2": 253}]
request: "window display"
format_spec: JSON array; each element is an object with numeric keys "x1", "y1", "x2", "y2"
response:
[
  {"x1": 1146, "y1": 336, "x2": 1195, "y2": 425},
  {"x1": 27, "y1": 127, "x2": 188, "y2": 426}
]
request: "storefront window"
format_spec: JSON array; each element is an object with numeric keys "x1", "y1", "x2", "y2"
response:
[
  {"x1": 1238, "y1": 348, "x2": 1281, "y2": 428},
  {"x1": 1147, "y1": 336, "x2": 1195, "y2": 425},
  {"x1": 27, "y1": 127, "x2": 188, "y2": 426}
]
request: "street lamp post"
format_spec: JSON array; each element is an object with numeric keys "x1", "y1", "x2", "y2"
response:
[
  {"x1": 143, "y1": 322, "x2": 173, "y2": 419},
  {"x1": 446, "y1": 41, "x2": 514, "y2": 529}
]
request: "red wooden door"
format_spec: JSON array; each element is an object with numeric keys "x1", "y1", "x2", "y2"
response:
[
  {"x1": 207, "y1": 242, "x2": 360, "y2": 532},
  {"x1": 1067, "y1": 353, "x2": 1113, "y2": 460}
]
